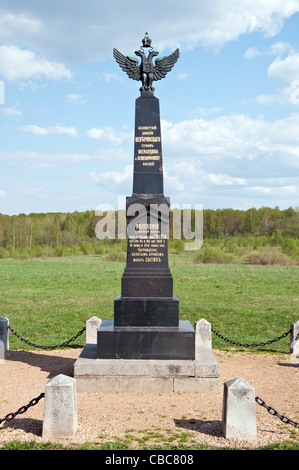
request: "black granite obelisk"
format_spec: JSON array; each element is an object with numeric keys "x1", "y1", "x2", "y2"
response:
[
  {"x1": 114, "y1": 93, "x2": 179, "y2": 328},
  {"x1": 97, "y1": 35, "x2": 195, "y2": 359}
]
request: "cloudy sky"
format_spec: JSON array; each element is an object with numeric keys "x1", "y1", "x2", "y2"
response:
[{"x1": 0, "y1": 0, "x2": 299, "y2": 215}]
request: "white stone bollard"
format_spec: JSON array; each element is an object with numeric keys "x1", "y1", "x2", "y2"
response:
[
  {"x1": 42, "y1": 374, "x2": 77, "y2": 439},
  {"x1": 86, "y1": 316, "x2": 102, "y2": 344},
  {"x1": 222, "y1": 377, "x2": 257, "y2": 440},
  {"x1": 0, "y1": 317, "x2": 9, "y2": 364},
  {"x1": 291, "y1": 338, "x2": 299, "y2": 364},
  {"x1": 290, "y1": 321, "x2": 299, "y2": 363},
  {"x1": 290, "y1": 320, "x2": 299, "y2": 352},
  {"x1": 194, "y1": 318, "x2": 212, "y2": 350}
]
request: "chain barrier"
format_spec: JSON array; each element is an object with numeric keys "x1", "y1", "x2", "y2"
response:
[
  {"x1": 8, "y1": 325, "x2": 86, "y2": 350},
  {"x1": 0, "y1": 325, "x2": 86, "y2": 425},
  {"x1": 2, "y1": 323, "x2": 298, "y2": 431},
  {"x1": 211, "y1": 327, "x2": 291, "y2": 348},
  {"x1": 211, "y1": 325, "x2": 299, "y2": 429},
  {"x1": 2, "y1": 393, "x2": 297, "y2": 430},
  {"x1": 255, "y1": 397, "x2": 299, "y2": 428},
  {"x1": 0, "y1": 393, "x2": 45, "y2": 425}
]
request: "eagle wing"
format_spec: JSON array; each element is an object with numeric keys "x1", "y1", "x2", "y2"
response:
[
  {"x1": 153, "y1": 48, "x2": 180, "y2": 81},
  {"x1": 113, "y1": 48, "x2": 141, "y2": 81}
]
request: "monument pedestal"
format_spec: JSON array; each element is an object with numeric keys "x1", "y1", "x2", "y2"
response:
[
  {"x1": 74, "y1": 342, "x2": 219, "y2": 393},
  {"x1": 114, "y1": 295, "x2": 179, "y2": 327},
  {"x1": 97, "y1": 320, "x2": 195, "y2": 360},
  {"x1": 74, "y1": 37, "x2": 219, "y2": 393}
]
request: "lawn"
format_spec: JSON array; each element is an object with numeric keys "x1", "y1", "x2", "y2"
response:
[{"x1": 0, "y1": 256, "x2": 298, "y2": 352}]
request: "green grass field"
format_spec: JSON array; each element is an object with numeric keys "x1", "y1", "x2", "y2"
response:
[
  {"x1": 1, "y1": 255, "x2": 298, "y2": 451},
  {"x1": 0, "y1": 255, "x2": 298, "y2": 352}
]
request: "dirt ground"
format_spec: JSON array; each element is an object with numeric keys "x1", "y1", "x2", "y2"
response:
[{"x1": 0, "y1": 347, "x2": 298, "y2": 449}]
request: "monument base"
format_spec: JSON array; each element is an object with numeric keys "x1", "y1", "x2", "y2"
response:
[
  {"x1": 74, "y1": 343, "x2": 219, "y2": 393},
  {"x1": 114, "y1": 295, "x2": 179, "y2": 327},
  {"x1": 97, "y1": 320, "x2": 194, "y2": 360}
]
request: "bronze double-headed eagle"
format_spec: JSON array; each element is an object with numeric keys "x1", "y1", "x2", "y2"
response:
[{"x1": 113, "y1": 33, "x2": 179, "y2": 94}]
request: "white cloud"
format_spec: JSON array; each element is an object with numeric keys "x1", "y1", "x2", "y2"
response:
[
  {"x1": 162, "y1": 113, "x2": 299, "y2": 168},
  {"x1": 164, "y1": 171, "x2": 185, "y2": 191},
  {"x1": 244, "y1": 46, "x2": 262, "y2": 59},
  {"x1": 19, "y1": 124, "x2": 78, "y2": 138},
  {"x1": 207, "y1": 174, "x2": 247, "y2": 186},
  {"x1": 190, "y1": 107, "x2": 222, "y2": 116},
  {"x1": 161, "y1": 117, "x2": 250, "y2": 158},
  {"x1": 0, "y1": 12, "x2": 42, "y2": 38},
  {"x1": 0, "y1": 45, "x2": 72, "y2": 81},
  {"x1": 0, "y1": 190, "x2": 6, "y2": 198},
  {"x1": 66, "y1": 93, "x2": 87, "y2": 104},
  {"x1": 244, "y1": 41, "x2": 293, "y2": 59},
  {"x1": 246, "y1": 45, "x2": 299, "y2": 105},
  {"x1": 89, "y1": 165, "x2": 133, "y2": 191},
  {"x1": 0, "y1": 104, "x2": 22, "y2": 117},
  {"x1": 268, "y1": 52, "x2": 299, "y2": 83},
  {"x1": 165, "y1": 164, "x2": 299, "y2": 208},
  {"x1": 177, "y1": 73, "x2": 189, "y2": 80},
  {"x1": 165, "y1": 162, "x2": 247, "y2": 194},
  {"x1": 0, "y1": 1, "x2": 298, "y2": 62},
  {"x1": 0, "y1": 150, "x2": 90, "y2": 169},
  {"x1": 104, "y1": 73, "x2": 123, "y2": 83},
  {"x1": 90, "y1": 165, "x2": 132, "y2": 184},
  {"x1": 250, "y1": 185, "x2": 297, "y2": 195},
  {"x1": 87, "y1": 126, "x2": 132, "y2": 145},
  {"x1": 269, "y1": 41, "x2": 293, "y2": 55},
  {"x1": 159, "y1": 113, "x2": 299, "y2": 206},
  {"x1": 251, "y1": 93, "x2": 278, "y2": 105},
  {"x1": 250, "y1": 82, "x2": 299, "y2": 106}
]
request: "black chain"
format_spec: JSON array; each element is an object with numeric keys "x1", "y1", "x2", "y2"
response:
[
  {"x1": 211, "y1": 327, "x2": 291, "y2": 348},
  {"x1": 8, "y1": 325, "x2": 86, "y2": 350},
  {"x1": 293, "y1": 331, "x2": 299, "y2": 342},
  {"x1": 0, "y1": 325, "x2": 86, "y2": 425},
  {"x1": 2, "y1": 323, "x2": 298, "y2": 432},
  {"x1": 0, "y1": 393, "x2": 45, "y2": 425},
  {"x1": 1, "y1": 326, "x2": 85, "y2": 424},
  {"x1": 255, "y1": 397, "x2": 299, "y2": 428}
]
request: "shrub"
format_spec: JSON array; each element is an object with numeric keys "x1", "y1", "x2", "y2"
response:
[
  {"x1": 2, "y1": 244, "x2": 14, "y2": 258},
  {"x1": 281, "y1": 238, "x2": 298, "y2": 257},
  {"x1": 246, "y1": 248, "x2": 291, "y2": 265},
  {"x1": 194, "y1": 245, "x2": 236, "y2": 264},
  {"x1": 271, "y1": 229, "x2": 283, "y2": 246},
  {"x1": 55, "y1": 246, "x2": 65, "y2": 257},
  {"x1": 174, "y1": 239, "x2": 185, "y2": 254},
  {"x1": 13, "y1": 248, "x2": 31, "y2": 259},
  {"x1": 67, "y1": 245, "x2": 81, "y2": 256},
  {"x1": 79, "y1": 244, "x2": 92, "y2": 255},
  {"x1": 105, "y1": 251, "x2": 126, "y2": 262},
  {"x1": 97, "y1": 245, "x2": 107, "y2": 256}
]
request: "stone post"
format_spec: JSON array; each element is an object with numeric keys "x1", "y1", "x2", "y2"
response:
[
  {"x1": 0, "y1": 317, "x2": 9, "y2": 364},
  {"x1": 291, "y1": 321, "x2": 299, "y2": 364},
  {"x1": 290, "y1": 321, "x2": 299, "y2": 353},
  {"x1": 222, "y1": 377, "x2": 257, "y2": 440},
  {"x1": 86, "y1": 316, "x2": 102, "y2": 344},
  {"x1": 42, "y1": 374, "x2": 77, "y2": 439},
  {"x1": 195, "y1": 318, "x2": 212, "y2": 350}
]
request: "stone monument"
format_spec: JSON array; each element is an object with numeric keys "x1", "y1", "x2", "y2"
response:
[
  {"x1": 97, "y1": 34, "x2": 194, "y2": 360},
  {"x1": 74, "y1": 34, "x2": 219, "y2": 392}
]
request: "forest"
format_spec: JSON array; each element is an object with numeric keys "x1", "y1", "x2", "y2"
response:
[{"x1": 0, "y1": 206, "x2": 298, "y2": 264}]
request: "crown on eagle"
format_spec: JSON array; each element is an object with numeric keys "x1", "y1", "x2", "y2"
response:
[{"x1": 142, "y1": 33, "x2": 152, "y2": 48}]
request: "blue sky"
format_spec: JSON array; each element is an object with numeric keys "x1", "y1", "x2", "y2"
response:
[{"x1": 0, "y1": 0, "x2": 299, "y2": 215}]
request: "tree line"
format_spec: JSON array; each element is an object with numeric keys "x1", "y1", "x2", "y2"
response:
[{"x1": 0, "y1": 206, "x2": 298, "y2": 260}]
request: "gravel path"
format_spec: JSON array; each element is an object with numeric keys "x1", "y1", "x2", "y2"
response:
[{"x1": 0, "y1": 348, "x2": 298, "y2": 449}]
